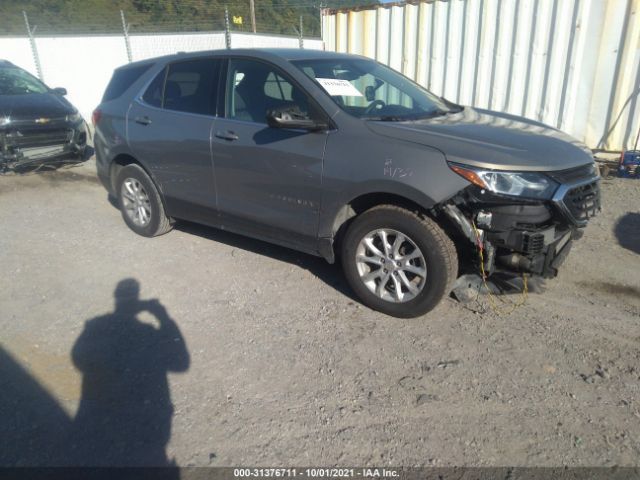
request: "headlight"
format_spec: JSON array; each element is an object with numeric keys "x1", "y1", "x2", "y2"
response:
[
  {"x1": 0, "y1": 116, "x2": 10, "y2": 126},
  {"x1": 448, "y1": 162, "x2": 559, "y2": 199},
  {"x1": 66, "y1": 112, "x2": 82, "y2": 123}
]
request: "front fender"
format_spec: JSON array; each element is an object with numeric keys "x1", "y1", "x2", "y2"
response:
[{"x1": 318, "y1": 129, "x2": 469, "y2": 238}]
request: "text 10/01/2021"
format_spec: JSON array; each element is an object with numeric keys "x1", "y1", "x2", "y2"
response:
[{"x1": 233, "y1": 469, "x2": 399, "y2": 478}]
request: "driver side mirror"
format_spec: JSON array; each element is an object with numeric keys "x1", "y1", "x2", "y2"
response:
[
  {"x1": 266, "y1": 106, "x2": 327, "y2": 131},
  {"x1": 51, "y1": 87, "x2": 67, "y2": 95}
]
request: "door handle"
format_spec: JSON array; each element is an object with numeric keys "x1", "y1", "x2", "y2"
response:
[
  {"x1": 135, "y1": 116, "x2": 152, "y2": 126},
  {"x1": 215, "y1": 130, "x2": 239, "y2": 141}
]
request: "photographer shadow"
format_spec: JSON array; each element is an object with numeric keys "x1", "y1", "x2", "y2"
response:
[{"x1": 68, "y1": 278, "x2": 189, "y2": 467}]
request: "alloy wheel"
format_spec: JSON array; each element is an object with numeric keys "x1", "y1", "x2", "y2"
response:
[
  {"x1": 355, "y1": 228, "x2": 427, "y2": 303},
  {"x1": 121, "y1": 178, "x2": 152, "y2": 227}
]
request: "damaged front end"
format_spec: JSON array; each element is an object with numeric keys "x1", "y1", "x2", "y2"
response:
[
  {"x1": 0, "y1": 116, "x2": 87, "y2": 173},
  {"x1": 441, "y1": 162, "x2": 601, "y2": 279}
]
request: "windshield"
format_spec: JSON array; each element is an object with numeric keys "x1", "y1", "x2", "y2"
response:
[
  {"x1": 0, "y1": 67, "x2": 49, "y2": 95},
  {"x1": 292, "y1": 57, "x2": 460, "y2": 120}
]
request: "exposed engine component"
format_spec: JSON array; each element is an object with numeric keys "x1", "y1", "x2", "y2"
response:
[
  {"x1": 475, "y1": 210, "x2": 492, "y2": 228},
  {"x1": 441, "y1": 173, "x2": 600, "y2": 280}
]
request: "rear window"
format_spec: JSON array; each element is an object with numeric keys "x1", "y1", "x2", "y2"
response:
[{"x1": 102, "y1": 64, "x2": 152, "y2": 102}]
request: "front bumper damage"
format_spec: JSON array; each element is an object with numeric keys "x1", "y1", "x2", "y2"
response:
[
  {"x1": 442, "y1": 168, "x2": 601, "y2": 279},
  {"x1": 0, "y1": 118, "x2": 87, "y2": 173}
]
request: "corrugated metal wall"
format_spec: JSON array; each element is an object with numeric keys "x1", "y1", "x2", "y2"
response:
[{"x1": 322, "y1": 0, "x2": 640, "y2": 151}]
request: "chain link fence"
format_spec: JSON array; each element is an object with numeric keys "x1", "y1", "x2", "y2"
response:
[
  {"x1": 1, "y1": 1, "x2": 325, "y2": 37},
  {"x1": 0, "y1": 3, "x2": 326, "y2": 119}
]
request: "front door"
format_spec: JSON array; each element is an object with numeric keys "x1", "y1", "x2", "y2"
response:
[
  {"x1": 127, "y1": 57, "x2": 222, "y2": 224},
  {"x1": 212, "y1": 58, "x2": 329, "y2": 250}
]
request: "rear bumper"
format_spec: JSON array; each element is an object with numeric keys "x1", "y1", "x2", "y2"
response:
[{"x1": 94, "y1": 141, "x2": 113, "y2": 194}]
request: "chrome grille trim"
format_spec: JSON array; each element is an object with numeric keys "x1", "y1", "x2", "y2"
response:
[{"x1": 552, "y1": 175, "x2": 601, "y2": 227}]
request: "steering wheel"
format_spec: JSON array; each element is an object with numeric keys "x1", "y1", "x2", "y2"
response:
[{"x1": 364, "y1": 99, "x2": 386, "y2": 115}]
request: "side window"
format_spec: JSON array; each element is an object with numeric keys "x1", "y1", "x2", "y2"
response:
[
  {"x1": 162, "y1": 58, "x2": 221, "y2": 116},
  {"x1": 142, "y1": 68, "x2": 165, "y2": 108},
  {"x1": 102, "y1": 64, "x2": 152, "y2": 102},
  {"x1": 264, "y1": 72, "x2": 293, "y2": 101},
  {"x1": 226, "y1": 59, "x2": 317, "y2": 124}
]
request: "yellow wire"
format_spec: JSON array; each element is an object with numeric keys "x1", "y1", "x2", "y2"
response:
[{"x1": 471, "y1": 220, "x2": 528, "y2": 316}]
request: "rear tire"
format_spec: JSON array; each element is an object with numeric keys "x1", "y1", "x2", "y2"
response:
[
  {"x1": 115, "y1": 164, "x2": 172, "y2": 237},
  {"x1": 341, "y1": 205, "x2": 458, "y2": 318}
]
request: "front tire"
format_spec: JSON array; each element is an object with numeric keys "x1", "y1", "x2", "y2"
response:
[
  {"x1": 341, "y1": 205, "x2": 458, "y2": 318},
  {"x1": 116, "y1": 164, "x2": 172, "y2": 237}
]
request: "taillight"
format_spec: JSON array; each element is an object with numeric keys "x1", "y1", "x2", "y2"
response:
[
  {"x1": 92, "y1": 109, "x2": 102, "y2": 127},
  {"x1": 619, "y1": 150, "x2": 625, "y2": 166}
]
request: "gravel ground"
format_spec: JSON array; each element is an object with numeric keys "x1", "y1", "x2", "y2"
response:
[{"x1": 0, "y1": 160, "x2": 639, "y2": 467}]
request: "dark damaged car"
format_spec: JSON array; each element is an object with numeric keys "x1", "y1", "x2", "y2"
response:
[
  {"x1": 0, "y1": 60, "x2": 87, "y2": 172},
  {"x1": 94, "y1": 49, "x2": 601, "y2": 318}
]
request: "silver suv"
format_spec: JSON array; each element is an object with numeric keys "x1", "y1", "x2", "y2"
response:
[{"x1": 94, "y1": 49, "x2": 600, "y2": 318}]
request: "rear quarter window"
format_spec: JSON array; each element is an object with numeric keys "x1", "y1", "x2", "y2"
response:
[{"x1": 102, "y1": 64, "x2": 152, "y2": 102}]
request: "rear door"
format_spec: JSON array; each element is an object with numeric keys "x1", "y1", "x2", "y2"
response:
[
  {"x1": 211, "y1": 57, "x2": 329, "y2": 250},
  {"x1": 127, "y1": 57, "x2": 222, "y2": 224}
]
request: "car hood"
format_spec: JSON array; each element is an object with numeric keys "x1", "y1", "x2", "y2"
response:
[
  {"x1": 365, "y1": 107, "x2": 594, "y2": 172},
  {"x1": 0, "y1": 93, "x2": 75, "y2": 120}
]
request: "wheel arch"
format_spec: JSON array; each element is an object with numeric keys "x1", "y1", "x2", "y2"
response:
[
  {"x1": 110, "y1": 154, "x2": 158, "y2": 193},
  {"x1": 319, "y1": 186, "x2": 443, "y2": 263},
  {"x1": 109, "y1": 154, "x2": 170, "y2": 215},
  {"x1": 334, "y1": 192, "x2": 430, "y2": 233}
]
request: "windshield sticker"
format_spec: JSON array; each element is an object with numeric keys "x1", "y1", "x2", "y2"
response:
[{"x1": 316, "y1": 78, "x2": 363, "y2": 97}]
